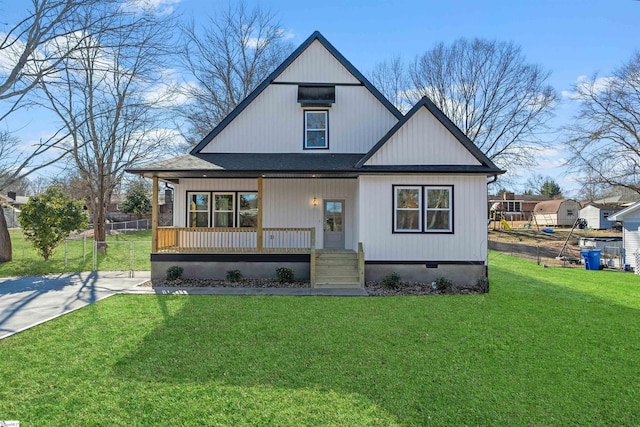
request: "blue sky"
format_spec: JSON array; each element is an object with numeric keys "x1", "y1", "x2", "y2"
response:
[{"x1": 3, "y1": 0, "x2": 639, "y2": 196}]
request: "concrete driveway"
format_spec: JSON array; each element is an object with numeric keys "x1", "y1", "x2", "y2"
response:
[{"x1": 0, "y1": 271, "x2": 149, "y2": 340}]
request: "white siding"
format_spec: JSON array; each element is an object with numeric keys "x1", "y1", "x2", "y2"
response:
[
  {"x1": 364, "y1": 107, "x2": 481, "y2": 166},
  {"x1": 173, "y1": 178, "x2": 258, "y2": 227},
  {"x1": 274, "y1": 40, "x2": 359, "y2": 84},
  {"x1": 580, "y1": 205, "x2": 601, "y2": 229},
  {"x1": 199, "y1": 84, "x2": 397, "y2": 154},
  {"x1": 263, "y1": 179, "x2": 358, "y2": 250},
  {"x1": 623, "y1": 221, "x2": 640, "y2": 269},
  {"x1": 358, "y1": 175, "x2": 488, "y2": 261},
  {"x1": 173, "y1": 178, "x2": 358, "y2": 250}
]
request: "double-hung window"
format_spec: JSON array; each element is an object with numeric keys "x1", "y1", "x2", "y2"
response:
[
  {"x1": 394, "y1": 186, "x2": 422, "y2": 232},
  {"x1": 187, "y1": 191, "x2": 258, "y2": 228},
  {"x1": 425, "y1": 187, "x2": 452, "y2": 232},
  {"x1": 213, "y1": 193, "x2": 235, "y2": 227},
  {"x1": 238, "y1": 193, "x2": 258, "y2": 227},
  {"x1": 304, "y1": 111, "x2": 328, "y2": 149},
  {"x1": 393, "y1": 185, "x2": 453, "y2": 233},
  {"x1": 187, "y1": 192, "x2": 210, "y2": 227}
]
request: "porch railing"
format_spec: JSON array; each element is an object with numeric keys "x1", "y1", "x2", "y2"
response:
[{"x1": 157, "y1": 227, "x2": 315, "y2": 253}]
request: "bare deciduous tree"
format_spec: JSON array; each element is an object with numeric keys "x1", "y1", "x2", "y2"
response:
[
  {"x1": 565, "y1": 52, "x2": 640, "y2": 195},
  {"x1": 177, "y1": 1, "x2": 292, "y2": 147},
  {"x1": 370, "y1": 56, "x2": 410, "y2": 112},
  {"x1": 38, "y1": 6, "x2": 175, "y2": 250},
  {"x1": 373, "y1": 39, "x2": 556, "y2": 170},
  {"x1": 0, "y1": 0, "x2": 114, "y2": 262}
]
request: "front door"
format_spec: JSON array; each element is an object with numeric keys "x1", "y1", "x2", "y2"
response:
[{"x1": 323, "y1": 200, "x2": 345, "y2": 249}]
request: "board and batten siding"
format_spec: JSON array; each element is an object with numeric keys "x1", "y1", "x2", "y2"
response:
[
  {"x1": 173, "y1": 178, "x2": 358, "y2": 250},
  {"x1": 364, "y1": 107, "x2": 481, "y2": 166},
  {"x1": 623, "y1": 221, "x2": 640, "y2": 269},
  {"x1": 199, "y1": 84, "x2": 397, "y2": 154},
  {"x1": 274, "y1": 40, "x2": 359, "y2": 84},
  {"x1": 357, "y1": 175, "x2": 488, "y2": 262},
  {"x1": 173, "y1": 178, "x2": 258, "y2": 227},
  {"x1": 263, "y1": 179, "x2": 358, "y2": 250}
]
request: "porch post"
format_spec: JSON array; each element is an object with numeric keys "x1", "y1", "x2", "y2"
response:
[
  {"x1": 257, "y1": 176, "x2": 263, "y2": 252},
  {"x1": 152, "y1": 176, "x2": 158, "y2": 253}
]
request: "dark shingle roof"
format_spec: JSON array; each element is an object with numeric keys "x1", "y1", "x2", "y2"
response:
[{"x1": 126, "y1": 152, "x2": 506, "y2": 179}]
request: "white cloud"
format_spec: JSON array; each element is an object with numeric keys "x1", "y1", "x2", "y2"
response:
[
  {"x1": 143, "y1": 68, "x2": 198, "y2": 108},
  {"x1": 124, "y1": 0, "x2": 181, "y2": 15},
  {"x1": 244, "y1": 28, "x2": 294, "y2": 50},
  {"x1": 562, "y1": 75, "x2": 616, "y2": 100}
]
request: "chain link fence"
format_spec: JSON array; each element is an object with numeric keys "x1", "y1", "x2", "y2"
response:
[{"x1": 61, "y1": 237, "x2": 151, "y2": 275}]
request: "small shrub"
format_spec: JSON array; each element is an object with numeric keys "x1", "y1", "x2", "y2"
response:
[
  {"x1": 476, "y1": 277, "x2": 489, "y2": 293},
  {"x1": 226, "y1": 269, "x2": 242, "y2": 282},
  {"x1": 276, "y1": 267, "x2": 294, "y2": 283},
  {"x1": 381, "y1": 272, "x2": 401, "y2": 289},
  {"x1": 435, "y1": 276, "x2": 454, "y2": 291},
  {"x1": 166, "y1": 265, "x2": 183, "y2": 281}
]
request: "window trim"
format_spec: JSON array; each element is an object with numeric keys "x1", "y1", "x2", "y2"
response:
[
  {"x1": 393, "y1": 186, "x2": 422, "y2": 233},
  {"x1": 212, "y1": 192, "x2": 236, "y2": 228},
  {"x1": 186, "y1": 191, "x2": 211, "y2": 228},
  {"x1": 392, "y1": 185, "x2": 455, "y2": 234},
  {"x1": 185, "y1": 191, "x2": 259, "y2": 228},
  {"x1": 238, "y1": 192, "x2": 259, "y2": 228},
  {"x1": 424, "y1": 186, "x2": 453, "y2": 233},
  {"x1": 303, "y1": 110, "x2": 329, "y2": 150}
]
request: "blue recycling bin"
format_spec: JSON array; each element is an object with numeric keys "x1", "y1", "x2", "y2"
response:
[{"x1": 580, "y1": 249, "x2": 602, "y2": 270}]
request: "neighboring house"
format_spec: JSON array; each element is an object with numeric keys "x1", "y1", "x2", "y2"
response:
[
  {"x1": 533, "y1": 199, "x2": 581, "y2": 227},
  {"x1": 127, "y1": 31, "x2": 504, "y2": 287},
  {"x1": 1, "y1": 193, "x2": 29, "y2": 228},
  {"x1": 609, "y1": 202, "x2": 640, "y2": 270},
  {"x1": 579, "y1": 203, "x2": 623, "y2": 229},
  {"x1": 488, "y1": 192, "x2": 550, "y2": 221}
]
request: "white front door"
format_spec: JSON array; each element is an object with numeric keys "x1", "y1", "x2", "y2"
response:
[{"x1": 323, "y1": 200, "x2": 345, "y2": 249}]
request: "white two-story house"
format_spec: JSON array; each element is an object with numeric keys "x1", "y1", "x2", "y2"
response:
[{"x1": 128, "y1": 31, "x2": 504, "y2": 288}]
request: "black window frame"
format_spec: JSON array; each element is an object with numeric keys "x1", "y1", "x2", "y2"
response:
[
  {"x1": 185, "y1": 190, "x2": 258, "y2": 228},
  {"x1": 303, "y1": 110, "x2": 329, "y2": 150},
  {"x1": 392, "y1": 185, "x2": 455, "y2": 234}
]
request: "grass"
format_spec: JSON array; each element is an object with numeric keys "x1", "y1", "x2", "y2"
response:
[
  {"x1": 0, "y1": 229, "x2": 151, "y2": 277},
  {"x1": 1, "y1": 253, "x2": 640, "y2": 425}
]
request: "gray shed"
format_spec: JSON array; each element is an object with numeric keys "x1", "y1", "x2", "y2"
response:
[{"x1": 579, "y1": 203, "x2": 623, "y2": 230}]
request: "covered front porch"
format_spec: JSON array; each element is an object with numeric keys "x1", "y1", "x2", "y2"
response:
[{"x1": 148, "y1": 176, "x2": 364, "y2": 287}]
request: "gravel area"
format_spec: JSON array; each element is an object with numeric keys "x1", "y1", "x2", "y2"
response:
[{"x1": 139, "y1": 278, "x2": 485, "y2": 296}]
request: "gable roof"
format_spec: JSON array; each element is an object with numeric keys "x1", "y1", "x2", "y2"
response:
[
  {"x1": 608, "y1": 200, "x2": 640, "y2": 221},
  {"x1": 190, "y1": 31, "x2": 404, "y2": 155},
  {"x1": 580, "y1": 202, "x2": 623, "y2": 211},
  {"x1": 355, "y1": 96, "x2": 503, "y2": 174}
]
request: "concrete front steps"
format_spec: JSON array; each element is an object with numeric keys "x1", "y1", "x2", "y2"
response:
[{"x1": 314, "y1": 250, "x2": 362, "y2": 288}]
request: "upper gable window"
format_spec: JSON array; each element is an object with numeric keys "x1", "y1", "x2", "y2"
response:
[
  {"x1": 298, "y1": 85, "x2": 335, "y2": 107},
  {"x1": 304, "y1": 111, "x2": 328, "y2": 149}
]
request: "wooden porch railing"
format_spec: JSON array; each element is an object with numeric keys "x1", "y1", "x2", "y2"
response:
[{"x1": 157, "y1": 227, "x2": 315, "y2": 253}]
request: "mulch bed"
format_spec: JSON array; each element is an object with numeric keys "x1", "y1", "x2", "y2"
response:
[{"x1": 139, "y1": 278, "x2": 485, "y2": 296}]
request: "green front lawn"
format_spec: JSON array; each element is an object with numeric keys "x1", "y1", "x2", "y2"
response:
[
  {"x1": 1, "y1": 253, "x2": 640, "y2": 425},
  {"x1": 0, "y1": 229, "x2": 151, "y2": 277}
]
